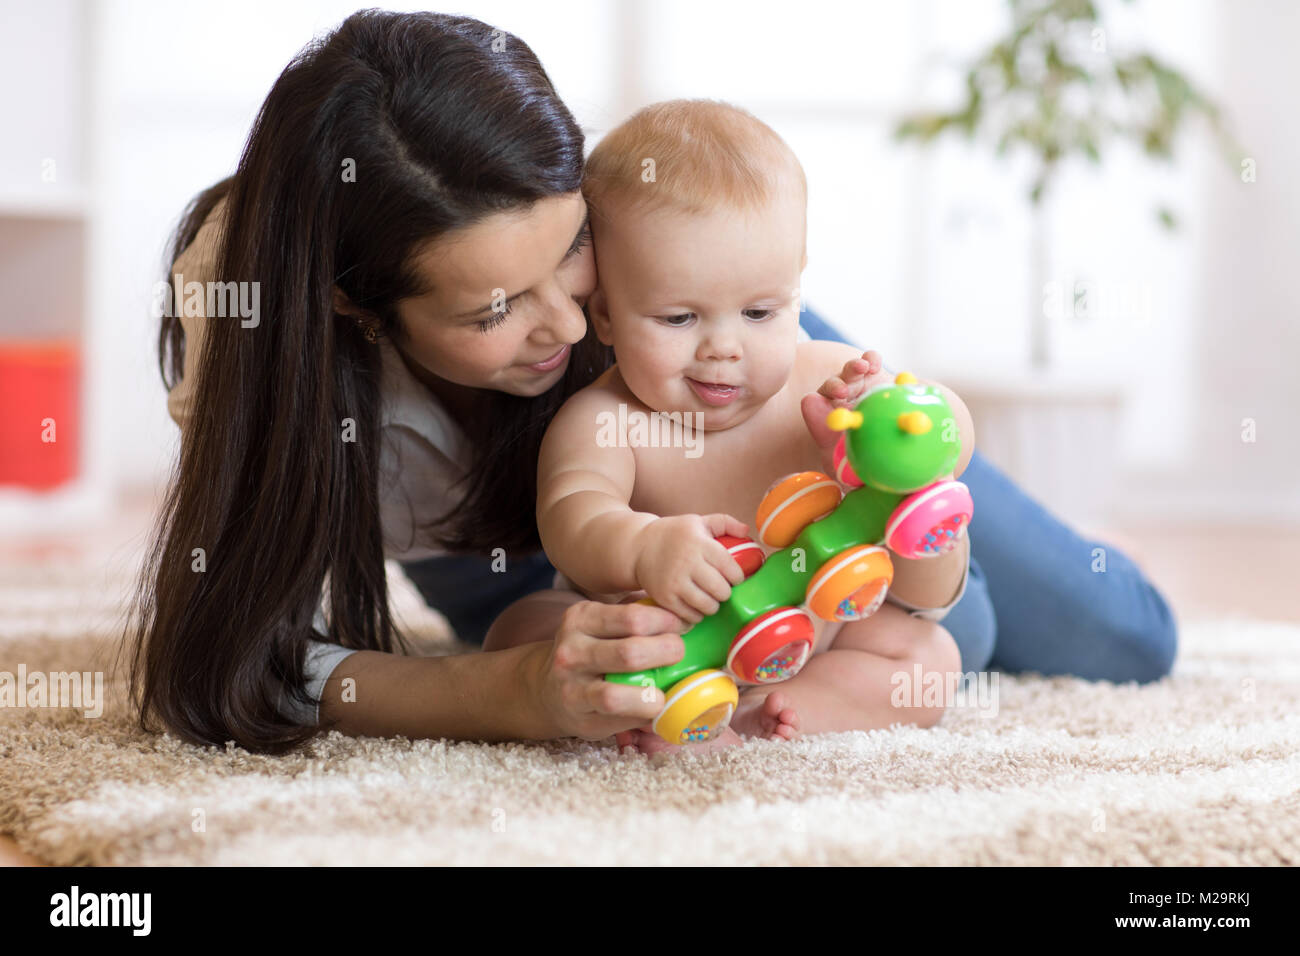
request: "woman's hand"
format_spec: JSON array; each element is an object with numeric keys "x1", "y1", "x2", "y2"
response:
[
  {"x1": 523, "y1": 599, "x2": 686, "y2": 741},
  {"x1": 632, "y1": 513, "x2": 749, "y2": 625}
]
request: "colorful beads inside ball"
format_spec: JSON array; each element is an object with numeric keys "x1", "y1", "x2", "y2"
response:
[
  {"x1": 916, "y1": 513, "x2": 967, "y2": 554},
  {"x1": 755, "y1": 471, "x2": 842, "y2": 548},
  {"x1": 653, "y1": 670, "x2": 739, "y2": 745},
  {"x1": 716, "y1": 534, "x2": 764, "y2": 578},
  {"x1": 883, "y1": 479, "x2": 974, "y2": 559},
  {"x1": 727, "y1": 606, "x2": 814, "y2": 683},
  {"x1": 832, "y1": 434, "x2": 864, "y2": 488},
  {"x1": 806, "y1": 545, "x2": 894, "y2": 622}
]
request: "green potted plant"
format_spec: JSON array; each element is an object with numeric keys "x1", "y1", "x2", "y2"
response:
[{"x1": 895, "y1": 0, "x2": 1237, "y2": 368}]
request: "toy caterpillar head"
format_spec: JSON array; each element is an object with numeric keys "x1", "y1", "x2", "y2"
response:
[{"x1": 827, "y1": 372, "x2": 961, "y2": 493}]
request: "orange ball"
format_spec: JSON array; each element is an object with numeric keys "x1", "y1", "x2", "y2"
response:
[
  {"x1": 755, "y1": 472, "x2": 842, "y2": 548},
  {"x1": 806, "y1": 545, "x2": 894, "y2": 622}
]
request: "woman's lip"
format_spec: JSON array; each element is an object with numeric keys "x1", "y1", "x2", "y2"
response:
[{"x1": 525, "y1": 343, "x2": 570, "y2": 372}]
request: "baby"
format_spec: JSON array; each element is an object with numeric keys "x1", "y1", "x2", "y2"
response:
[{"x1": 529, "y1": 100, "x2": 973, "y2": 751}]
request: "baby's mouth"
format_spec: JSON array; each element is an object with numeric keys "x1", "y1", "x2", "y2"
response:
[{"x1": 686, "y1": 377, "x2": 741, "y2": 406}]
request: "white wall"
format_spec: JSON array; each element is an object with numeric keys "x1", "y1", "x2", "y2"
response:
[
  {"x1": 1175, "y1": 0, "x2": 1300, "y2": 521},
  {"x1": 4, "y1": 0, "x2": 1295, "y2": 526},
  {"x1": 84, "y1": 0, "x2": 621, "y2": 490}
]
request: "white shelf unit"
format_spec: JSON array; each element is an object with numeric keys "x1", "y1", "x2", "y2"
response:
[
  {"x1": 927, "y1": 364, "x2": 1130, "y2": 530},
  {"x1": 0, "y1": 0, "x2": 110, "y2": 533}
]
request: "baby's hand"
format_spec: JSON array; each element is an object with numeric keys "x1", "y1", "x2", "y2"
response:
[
  {"x1": 819, "y1": 349, "x2": 885, "y2": 406},
  {"x1": 632, "y1": 514, "x2": 749, "y2": 626},
  {"x1": 802, "y1": 349, "x2": 886, "y2": 477}
]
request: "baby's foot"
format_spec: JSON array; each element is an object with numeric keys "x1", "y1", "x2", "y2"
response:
[
  {"x1": 730, "y1": 689, "x2": 800, "y2": 742},
  {"x1": 614, "y1": 723, "x2": 747, "y2": 755}
]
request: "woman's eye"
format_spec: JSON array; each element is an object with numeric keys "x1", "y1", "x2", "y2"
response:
[
  {"x1": 659, "y1": 313, "x2": 695, "y2": 327},
  {"x1": 477, "y1": 301, "x2": 512, "y2": 333},
  {"x1": 566, "y1": 226, "x2": 592, "y2": 258}
]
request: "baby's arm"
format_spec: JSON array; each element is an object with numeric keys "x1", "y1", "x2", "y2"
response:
[
  {"x1": 904, "y1": 373, "x2": 974, "y2": 480},
  {"x1": 536, "y1": 387, "x2": 747, "y2": 623},
  {"x1": 536, "y1": 388, "x2": 655, "y2": 596}
]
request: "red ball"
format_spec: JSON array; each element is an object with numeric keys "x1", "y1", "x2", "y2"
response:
[
  {"x1": 717, "y1": 534, "x2": 764, "y2": 577},
  {"x1": 727, "y1": 606, "x2": 815, "y2": 683}
]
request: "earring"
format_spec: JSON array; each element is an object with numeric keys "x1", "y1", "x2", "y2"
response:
[{"x1": 360, "y1": 323, "x2": 379, "y2": 344}]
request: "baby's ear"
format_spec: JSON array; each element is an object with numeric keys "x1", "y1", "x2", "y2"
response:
[{"x1": 588, "y1": 287, "x2": 615, "y2": 346}]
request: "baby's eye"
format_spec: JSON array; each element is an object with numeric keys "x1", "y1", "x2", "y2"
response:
[
  {"x1": 659, "y1": 313, "x2": 696, "y2": 327},
  {"x1": 744, "y1": 308, "x2": 777, "y2": 321}
]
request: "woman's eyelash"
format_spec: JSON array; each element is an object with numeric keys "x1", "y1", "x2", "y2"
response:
[
  {"x1": 477, "y1": 229, "x2": 589, "y2": 333},
  {"x1": 567, "y1": 226, "x2": 592, "y2": 257},
  {"x1": 477, "y1": 301, "x2": 512, "y2": 333}
]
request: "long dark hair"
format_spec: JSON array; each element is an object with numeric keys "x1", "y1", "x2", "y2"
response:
[{"x1": 126, "y1": 9, "x2": 612, "y2": 754}]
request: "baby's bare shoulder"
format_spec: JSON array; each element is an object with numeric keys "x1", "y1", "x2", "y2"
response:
[{"x1": 550, "y1": 366, "x2": 636, "y2": 429}]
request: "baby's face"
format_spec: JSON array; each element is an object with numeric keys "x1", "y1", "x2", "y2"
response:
[{"x1": 590, "y1": 192, "x2": 806, "y2": 430}]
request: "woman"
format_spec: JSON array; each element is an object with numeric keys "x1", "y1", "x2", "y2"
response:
[{"x1": 128, "y1": 10, "x2": 1176, "y2": 755}]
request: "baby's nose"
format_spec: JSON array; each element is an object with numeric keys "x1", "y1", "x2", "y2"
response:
[{"x1": 699, "y1": 332, "x2": 742, "y2": 361}]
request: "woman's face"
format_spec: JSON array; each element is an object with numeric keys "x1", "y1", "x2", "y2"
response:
[{"x1": 394, "y1": 191, "x2": 595, "y2": 398}]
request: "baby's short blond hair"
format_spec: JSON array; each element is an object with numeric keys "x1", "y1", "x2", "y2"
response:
[{"x1": 582, "y1": 99, "x2": 807, "y2": 224}]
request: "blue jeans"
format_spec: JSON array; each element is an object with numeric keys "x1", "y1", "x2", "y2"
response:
[{"x1": 402, "y1": 309, "x2": 1177, "y2": 682}]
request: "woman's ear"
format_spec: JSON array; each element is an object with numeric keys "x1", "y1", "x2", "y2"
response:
[
  {"x1": 332, "y1": 286, "x2": 363, "y2": 318},
  {"x1": 588, "y1": 287, "x2": 615, "y2": 346},
  {"x1": 333, "y1": 286, "x2": 383, "y2": 340}
]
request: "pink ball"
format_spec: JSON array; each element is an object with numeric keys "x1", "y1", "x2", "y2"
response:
[{"x1": 833, "y1": 435, "x2": 865, "y2": 488}]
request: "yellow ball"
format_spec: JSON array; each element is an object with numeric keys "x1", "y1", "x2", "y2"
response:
[{"x1": 654, "y1": 670, "x2": 740, "y2": 744}]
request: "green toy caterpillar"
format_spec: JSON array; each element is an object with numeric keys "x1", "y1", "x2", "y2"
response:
[{"x1": 606, "y1": 372, "x2": 973, "y2": 744}]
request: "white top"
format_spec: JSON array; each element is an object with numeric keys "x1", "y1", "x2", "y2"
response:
[{"x1": 166, "y1": 196, "x2": 470, "y2": 564}]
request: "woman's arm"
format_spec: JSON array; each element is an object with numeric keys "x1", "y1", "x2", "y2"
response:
[{"x1": 317, "y1": 599, "x2": 686, "y2": 742}]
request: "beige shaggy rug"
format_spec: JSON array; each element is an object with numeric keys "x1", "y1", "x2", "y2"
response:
[{"x1": 1, "y1": 552, "x2": 1298, "y2": 866}]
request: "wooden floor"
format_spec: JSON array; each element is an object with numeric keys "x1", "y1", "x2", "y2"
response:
[{"x1": 2, "y1": 503, "x2": 1294, "y2": 865}]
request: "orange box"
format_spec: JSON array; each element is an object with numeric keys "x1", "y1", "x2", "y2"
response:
[{"x1": 0, "y1": 340, "x2": 80, "y2": 489}]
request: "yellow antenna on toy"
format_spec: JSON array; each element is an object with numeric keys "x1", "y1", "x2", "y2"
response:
[
  {"x1": 895, "y1": 372, "x2": 918, "y2": 385},
  {"x1": 826, "y1": 408, "x2": 863, "y2": 431},
  {"x1": 897, "y1": 411, "x2": 932, "y2": 435}
]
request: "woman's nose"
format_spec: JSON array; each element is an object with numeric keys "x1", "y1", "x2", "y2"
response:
[{"x1": 535, "y1": 283, "x2": 589, "y2": 344}]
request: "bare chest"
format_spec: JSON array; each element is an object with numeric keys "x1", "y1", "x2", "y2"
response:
[{"x1": 626, "y1": 399, "x2": 824, "y2": 529}]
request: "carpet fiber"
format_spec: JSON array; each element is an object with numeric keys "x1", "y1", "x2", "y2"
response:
[{"x1": 1, "y1": 555, "x2": 1297, "y2": 866}]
